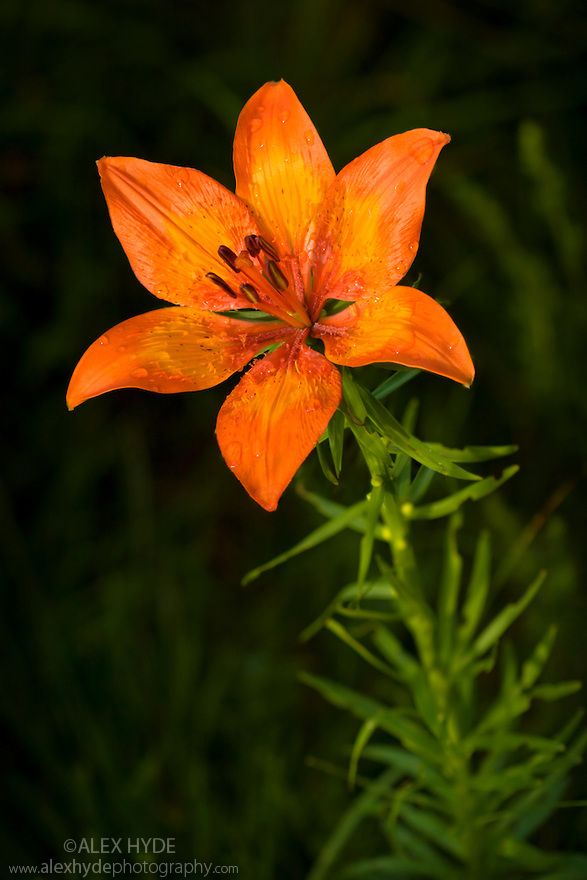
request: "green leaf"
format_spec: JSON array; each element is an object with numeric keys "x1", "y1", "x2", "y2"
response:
[
  {"x1": 328, "y1": 409, "x2": 345, "y2": 476},
  {"x1": 301, "y1": 580, "x2": 397, "y2": 642},
  {"x1": 408, "y1": 465, "x2": 436, "y2": 503},
  {"x1": 372, "y1": 628, "x2": 420, "y2": 681},
  {"x1": 358, "y1": 386, "x2": 480, "y2": 481},
  {"x1": 471, "y1": 571, "x2": 546, "y2": 658},
  {"x1": 532, "y1": 681, "x2": 582, "y2": 701},
  {"x1": 372, "y1": 368, "x2": 422, "y2": 400},
  {"x1": 307, "y1": 768, "x2": 399, "y2": 880},
  {"x1": 298, "y1": 487, "x2": 390, "y2": 542},
  {"x1": 342, "y1": 369, "x2": 368, "y2": 424},
  {"x1": 400, "y1": 802, "x2": 464, "y2": 860},
  {"x1": 521, "y1": 625, "x2": 557, "y2": 690},
  {"x1": 361, "y1": 745, "x2": 451, "y2": 799},
  {"x1": 407, "y1": 465, "x2": 519, "y2": 520},
  {"x1": 316, "y1": 441, "x2": 339, "y2": 486},
  {"x1": 358, "y1": 483, "x2": 385, "y2": 589},
  {"x1": 242, "y1": 499, "x2": 367, "y2": 585},
  {"x1": 426, "y1": 443, "x2": 518, "y2": 462},
  {"x1": 348, "y1": 718, "x2": 380, "y2": 790},
  {"x1": 300, "y1": 672, "x2": 443, "y2": 766},
  {"x1": 325, "y1": 619, "x2": 397, "y2": 678}
]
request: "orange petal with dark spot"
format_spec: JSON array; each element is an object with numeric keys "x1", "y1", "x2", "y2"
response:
[
  {"x1": 314, "y1": 287, "x2": 474, "y2": 387},
  {"x1": 216, "y1": 339, "x2": 342, "y2": 510},
  {"x1": 308, "y1": 129, "x2": 450, "y2": 318},
  {"x1": 233, "y1": 80, "x2": 335, "y2": 260},
  {"x1": 67, "y1": 308, "x2": 290, "y2": 409},
  {"x1": 98, "y1": 156, "x2": 260, "y2": 311}
]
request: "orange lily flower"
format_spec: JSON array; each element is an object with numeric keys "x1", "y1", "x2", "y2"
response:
[{"x1": 67, "y1": 80, "x2": 474, "y2": 511}]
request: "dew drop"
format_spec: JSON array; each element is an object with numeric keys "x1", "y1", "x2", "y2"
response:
[
  {"x1": 304, "y1": 129, "x2": 315, "y2": 145},
  {"x1": 225, "y1": 441, "x2": 242, "y2": 468},
  {"x1": 410, "y1": 137, "x2": 435, "y2": 165},
  {"x1": 131, "y1": 367, "x2": 148, "y2": 379},
  {"x1": 408, "y1": 240, "x2": 419, "y2": 253},
  {"x1": 279, "y1": 109, "x2": 290, "y2": 123},
  {"x1": 250, "y1": 117, "x2": 262, "y2": 133},
  {"x1": 177, "y1": 180, "x2": 183, "y2": 188},
  {"x1": 98, "y1": 334, "x2": 110, "y2": 346}
]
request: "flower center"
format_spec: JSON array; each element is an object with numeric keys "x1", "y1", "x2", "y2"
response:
[{"x1": 206, "y1": 234, "x2": 311, "y2": 328}]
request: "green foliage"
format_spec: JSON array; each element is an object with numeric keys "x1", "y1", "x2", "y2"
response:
[{"x1": 246, "y1": 386, "x2": 586, "y2": 878}]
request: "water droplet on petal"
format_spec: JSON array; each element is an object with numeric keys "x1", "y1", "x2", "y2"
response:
[
  {"x1": 279, "y1": 109, "x2": 290, "y2": 123},
  {"x1": 98, "y1": 334, "x2": 110, "y2": 346},
  {"x1": 250, "y1": 117, "x2": 262, "y2": 133},
  {"x1": 225, "y1": 441, "x2": 242, "y2": 468},
  {"x1": 408, "y1": 240, "x2": 419, "y2": 253},
  {"x1": 304, "y1": 129, "x2": 315, "y2": 145},
  {"x1": 131, "y1": 367, "x2": 148, "y2": 379},
  {"x1": 410, "y1": 137, "x2": 435, "y2": 165}
]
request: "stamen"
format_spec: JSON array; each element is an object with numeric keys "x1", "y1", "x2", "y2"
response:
[
  {"x1": 244, "y1": 234, "x2": 261, "y2": 257},
  {"x1": 218, "y1": 245, "x2": 240, "y2": 272},
  {"x1": 240, "y1": 283, "x2": 260, "y2": 303},
  {"x1": 258, "y1": 236, "x2": 280, "y2": 261},
  {"x1": 265, "y1": 260, "x2": 289, "y2": 292},
  {"x1": 205, "y1": 272, "x2": 237, "y2": 298}
]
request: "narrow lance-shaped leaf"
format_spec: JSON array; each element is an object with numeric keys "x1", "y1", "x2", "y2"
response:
[
  {"x1": 357, "y1": 482, "x2": 385, "y2": 590},
  {"x1": 348, "y1": 718, "x2": 380, "y2": 790},
  {"x1": 407, "y1": 465, "x2": 519, "y2": 520},
  {"x1": 307, "y1": 768, "x2": 399, "y2": 880},
  {"x1": 472, "y1": 571, "x2": 546, "y2": 659},
  {"x1": 300, "y1": 672, "x2": 444, "y2": 766},
  {"x1": 426, "y1": 443, "x2": 518, "y2": 462},
  {"x1": 242, "y1": 499, "x2": 368, "y2": 584},
  {"x1": 372, "y1": 368, "x2": 421, "y2": 400},
  {"x1": 358, "y1": 385, "x2": 480, "y2": 481},
  {"x1": 316, "y1": 441, "x2": 339, "y2": 486},
  {"x1": 301, "y1": 579, "x2": 398, "y2": 642},
  {"x1": 326, "y1": 619, "x2": 397, "y2": 679},
  {"x1": 297, "y1": 486, "x2": 390, "y2": 541},
  {"x1": 328, "y1": 408, "x2": 345, "y2": 476}
]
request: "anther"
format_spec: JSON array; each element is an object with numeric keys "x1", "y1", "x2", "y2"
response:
[
  {"x1": 266, "y1": 260, "x2": 289, "y2": 292},
  {"x1": 240, "y1": 283, "x2": 260, "y2": 303},
  {"x1": 205, "y1": 272, "x2": 237, "y2": 298},
  {"x1": 258, "y1": 236, "x2": 280, "y2": 261},
  {"x1": 244, "y1": 234, "x2": 261, "y2": 257},
  {"x1": 217, "y1": 245, "x2": 240, "y2": 271}
]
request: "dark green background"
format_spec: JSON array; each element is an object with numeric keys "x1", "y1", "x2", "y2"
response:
[{"x1": 2, "y1": 0, "x2": 586, "y2": 875}]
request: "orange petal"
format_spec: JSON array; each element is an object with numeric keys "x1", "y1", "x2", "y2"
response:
[
  {"x1": 314, "y1": 287, "x2": 474, "y2": 386},
  {"x1": 233, "y1": 80, "x2": 335, "y2": 259},
  {"x1": 98, "y1": 156, "x2": 260, "y2": 311},
  {"x1": 67, "y1": 308, "x2": 290, "y2": 409},
  {"x1": 216, "y1": 338, "x2": 341, "y2": 510},
  {"x1": 308, "y1": 129, "x2": 450, "y2": 318}
]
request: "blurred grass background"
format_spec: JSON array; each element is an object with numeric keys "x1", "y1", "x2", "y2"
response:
[{"x1": 2, "y1": 0, "x2": 586, "y2": 874}]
